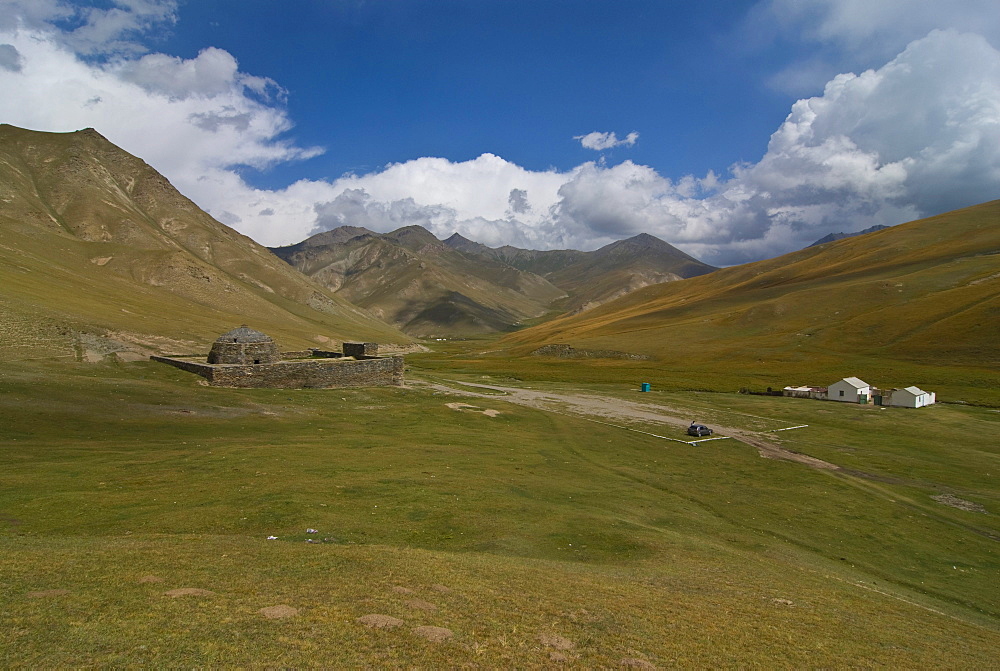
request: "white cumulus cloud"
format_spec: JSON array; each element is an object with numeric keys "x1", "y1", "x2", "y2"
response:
[
  {"x1": 574, "y1": 131, "x2": 639, "y2": 151},
  {"x1": 1, "y1": 2, "x2": 998, "y2": 268},
  {"x1": 750, "y1": 0, "x2": 1000, "y2": 94},
  {"x1": 0, "y1": 0, "x2": 178, "y2": 55}
]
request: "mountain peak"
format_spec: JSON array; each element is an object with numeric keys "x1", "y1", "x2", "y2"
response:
[
  {"x1": 596, "y1": 232, "x2": 693, "y2": 258},
  {"x1": 445, "y1": 232, "x2": 474, "y2": 245},
  {"x1": 809, "y1": 225, "x2": 890, "y2": 247},
  {"x1": 620, "y1": 232, "x2": 666, "y2": 248},
  {"x1": 445, "y1": 232, "x2": 495, "y2": 255},
  {"x1": 382, "y1": 225, "x2": 444, "y2": 251},
  {"x1": 298, "y1": 225, "x2": 376, "y2": 248}
]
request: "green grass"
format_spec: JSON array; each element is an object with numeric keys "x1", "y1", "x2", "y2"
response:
[
  {"x1": 1, "y1": 358, "x2": 998, "y2": 665},
  {"x1": 483, "y1": 201, "x2": 1000, "y2": 406}
]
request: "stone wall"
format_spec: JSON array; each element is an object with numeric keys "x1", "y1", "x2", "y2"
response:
[
  {"x1": 309, "y1": 349, "x2": 344, "y2": 359},
  {"x1": 151, "y1": 355, "x2": 404, "y2": 388},
  {"x1": 344, "y1": 342, "x2": 378, "y2": 357},
  {"x1": 281, "y1": 350, "x2": 315, "y2": 359},
  {"x1": 208, "y1": 340, "x2": 281, "y2": 365},
  {"x1": 151, "y1": 356, "x2": 215, "y2": 377}
]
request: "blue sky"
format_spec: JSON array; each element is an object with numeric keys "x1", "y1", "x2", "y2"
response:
[
  {"x1": 159, "y1": 1, "x2": 782, "y2": 185},
  {"x1": 1, "y1": 1, "x2": 999, "y2": 264}
]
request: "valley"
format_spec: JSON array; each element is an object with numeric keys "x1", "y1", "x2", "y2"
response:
[
  {"x1": 1, "y1": 355, "x2": 998, "y2": 666},
  {"x1": 1, "y1": 125, "x2": 998, "y2": 666}
]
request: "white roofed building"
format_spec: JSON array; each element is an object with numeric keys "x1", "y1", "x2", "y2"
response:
[
  {"x1": 885, "y1": 386, "x2": 936, "y2": 408},
  {"x1": 828, "y1": 377, "x2": 872, "y2": 404}
]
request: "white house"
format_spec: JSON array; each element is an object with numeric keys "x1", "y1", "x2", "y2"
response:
[
  {"x1": 828, "y1": 377, "x2": 872, "y2": 403},
  {"x1": 886, "y1": 386, "x2": 936, "y2": 408}
]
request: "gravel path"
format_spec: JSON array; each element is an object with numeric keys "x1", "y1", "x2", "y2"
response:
[{"x1": 416, "y1": 379, "x2": 839, "y2": 470}]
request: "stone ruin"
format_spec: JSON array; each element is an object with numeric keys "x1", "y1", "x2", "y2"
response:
[
  {"x1": 207, "y1": 326, "x2": 281, "y2": 365},
  {"x1": 151, "y1": 326, "x2": 403, "y2": 388}
]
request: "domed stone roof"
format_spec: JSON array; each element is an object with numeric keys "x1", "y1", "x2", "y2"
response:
[
  {"x1": 216, "y1": 325, "x2": 273, "y2": 344},
  {"x1": 208, "y1": 325, "x2": 281, "y2": 365}
]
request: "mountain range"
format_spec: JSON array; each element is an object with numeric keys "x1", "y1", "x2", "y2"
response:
[
  {"x1": 271, "y1": 226, "x2": 716, "y2": 336},
  {"x1": 1, "y1": 123, "x2": 997, "y2": 403}
]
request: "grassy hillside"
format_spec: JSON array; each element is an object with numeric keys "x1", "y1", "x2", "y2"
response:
[
  {"x1": 0, "y1": 125, "x2": 408, "y2": 360},
  {"x1": 486, "y1": 201, "x2": 1000, "y2": 405},
  {"x1": 1, "y1": 359, "x2": 997, "y2": 665}
]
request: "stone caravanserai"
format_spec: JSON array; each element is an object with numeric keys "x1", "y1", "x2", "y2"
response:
[{"x1": 152, "y1": 326, "x2": 403, "y2": 388}]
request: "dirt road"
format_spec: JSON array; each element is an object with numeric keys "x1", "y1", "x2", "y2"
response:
[{"x1": 415, "y1": 379, "x2": 839, "y2": 470}]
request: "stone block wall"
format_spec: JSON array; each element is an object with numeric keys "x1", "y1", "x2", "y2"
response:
[
  {"x1": 280, "y1": 350, "x2": 315, "y2": 359},
  {"x1": 208, "y1": 340, "x2": 281, "y2": 364},
  {"x1": 308, "y1": 349, "x2": 344, "y2": 359},
  {"x1": 151, "y1": 354, "x2": 403, "y2": 388},
  {"x1": 343, "y1": 342, "x2": 378, "y2": 358},
  {"x1": 151, "y1": 356, "x2": 215, "y2": 377}
]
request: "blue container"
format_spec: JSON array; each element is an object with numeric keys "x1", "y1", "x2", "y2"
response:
[{"x1": 640, "y1": 382, "x2": 651, "y2": 392}]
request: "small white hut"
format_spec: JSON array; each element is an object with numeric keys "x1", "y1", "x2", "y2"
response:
[
  {"x1": 886, "y1": 386, "x2": 936, "y2": 408},
  {"x1": 828, "y1": 377, "x2": 872, "y2": 404}
]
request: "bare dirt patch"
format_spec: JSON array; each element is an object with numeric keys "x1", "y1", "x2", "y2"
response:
[
  {"x1": 413, "y1": 625, "x2": 453, "y2": 642},
  {"x1": 445, "y1": 402, "x2": 501, "y2": 417},
  {"x1": 539, "y1": 633, "x2": 574, "y2": 650},
  {"x1": 932, "y1": 494, "x2": 988, "y2": 514},
  {"x1": 392, "y1": 586, "x2": 415, "y2": 594},
  {"x1": 621, "y1": 658, "x2": 657, "y2": 669},
  {"x1": 259, "y1": 605, "x2": 299, "y2": 619},
  {"x1": 26, "y1": 589, "x2": 69, "y2": 598},
  {"x1": 430, "y1": 584, "x2": 452, "y2": 593},
  {"x1": 164, "y1": 588, "x2": 215, "y2": 597},
  {"x1": 357, "y1": 614, "x2": 404, "y2": 629}
]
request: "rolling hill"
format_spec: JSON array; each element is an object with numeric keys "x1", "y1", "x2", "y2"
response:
[
  {"x1": 494, "y1": 200, "x2": 1000, "y2": 403},
  {"x1": 0, "y1": 125, "x2": 409, "y2": 361}
]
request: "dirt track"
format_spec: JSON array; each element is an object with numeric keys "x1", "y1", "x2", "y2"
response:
[{"x1": 416, "y1": 379, "x2": 839, "y2": 470}]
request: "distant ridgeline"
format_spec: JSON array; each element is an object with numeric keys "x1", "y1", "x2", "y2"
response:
[
  {"x1": 809, "y1": 225, "x2": 889, "y2": 247},
  {"x1": 270, "y1": 226, "x2": 716, "y2": 337},
  {"x1": 152, "y1": 326, "x2": 403, "y2": 388}
]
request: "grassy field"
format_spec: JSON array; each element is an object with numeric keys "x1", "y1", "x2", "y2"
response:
[
  {"x1": 487, "y1": 201, "x2": 1000, "y2": 407},
  {"x1": 1, "y1": 355, "x2": 998, "y2": 666}
]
